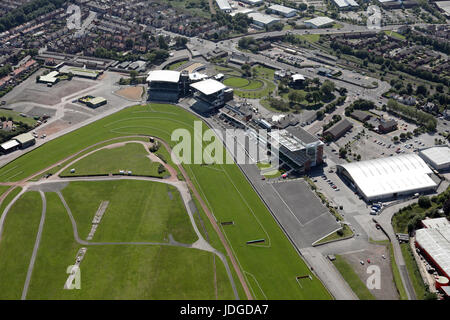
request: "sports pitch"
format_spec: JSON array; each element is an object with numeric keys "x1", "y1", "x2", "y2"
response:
[{"x1": 0, "y1": 103, "x2": 332, "y2": 300}]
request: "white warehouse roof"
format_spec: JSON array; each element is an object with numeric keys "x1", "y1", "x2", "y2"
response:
[
  {"x1": 268, "y1": 4, "x2": 297, "y2": 15},
  {"x1": 304, "y1": 17, "x2": 335, "y2": 27},
  {"x1": 416, "y1": 225, "x2": 450, "y2": 278},
  {"x1": 419, "y1": 146, "x2": 450, "y2": 170},
  {"x1": 338, "y1": 154, "x2": 437, "y2": 200},
  {"x1": 422, "y1": 217, "x2": 450, "y2": 229},
  {"x1": 146, "y1": 70, "x2": 180, "y2": 83},
  {"x1": 216, "y1": 0, "x2": 231, "y2": 11},
  {"x1": 190, "y1": 79, "x2": 226, "y2": 95},
  {"x1": 333, "y1": 0, "x2": 359, "y2": 7},
  {"x1": 248, "y1": 12, "x2": 281, "y2": 25}
]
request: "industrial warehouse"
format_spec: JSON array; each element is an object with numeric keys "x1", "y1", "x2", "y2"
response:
[
  {"x1": 419, "y1": 146, "x2": 450, "y2": 171},
  {"x1": 337, "y1": 154, "x2": 438, "y2": 201},
  {"x1": 415, "y1": 218, "x2": 450, "y2": 298}
]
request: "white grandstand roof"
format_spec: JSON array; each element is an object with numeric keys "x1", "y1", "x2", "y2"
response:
[
  {"x1": 304, "y1": 16, "x2": 335, "y2": 27},
  {"x1": 416, "y1": 225, "x2": 450, "y2": 278},
  {"x1": 247, "y1": 12, "x2": 281, "y2": 25},
  {"x1": 333, "y1": 0, "x2": 359, "y2": 7},
  {"x1": 190, "y1": 79, "x2": 226, "y2": 95},
  {"x1": 269, "y1": 129, "x2": 305, "y2": 152},
  {"x1": 189, "y1": 72, "x2": 208, "y2": 81},
  {"x1": 419, "y1": 146, "x2": 450, "y2": 169},
  {"x1": 338, "y1": 154, "x2": 437, "y2": 199},
  {"x1": 146, "y1": 70, "x2": 180, "y2": 83}
]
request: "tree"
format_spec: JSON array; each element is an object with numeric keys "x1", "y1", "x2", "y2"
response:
[
  {"x1": 312, "y1": 91, "x2": 322, "y2": 104},
  {"x1": 158, "y1": 35, "x2": 168, "y2": 50},
  {"x1": 320, "y1": 80, "x2": 335, "y2": 98},
  {"x1": 129, "y1": 70, "x2": 138, "y2": 84},
  {"x1": 416, "y1": 84, "x2": 428, "y2": 96},
  {"x1": 125, "y1": 39, "x2": 134, "y2": 49},
  {"x1": 418, "y1": 196, "x2": 431, "y2": 209}
]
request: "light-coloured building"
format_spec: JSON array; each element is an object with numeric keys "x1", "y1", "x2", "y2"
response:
[
  {"x1": 87, "y1": 97, "x2": 107, "y2": 108},
  {"x1": 216, "y1": 0, "x2": 232, "y2": 12},
  {"x1": 337, "y1": 153, "x2": 438, "y2": 201},
  {"x1": 14, "y1": 132, "x2": 35, "y2": 149},
  {"x1": 332, "y1": 0, "x2": 359, "y2": 9},
  {"x1": 304, "y1": 16, "x2": 335, "y2": 28},
  {"x1": 247, "y1": 12, "x2": 281, "y2": 27},
  {"x1": 38, "y1": 71, "x2": 59, "y2": 84},
  {"x1": 416, "y1": 218, "x2": 450, "y2": 279},
  {"x1": 190, "y1": 79, "x2": 232, "y2": 108},
  {"x1": 0, "y1": 140, "x2": 20, "y2": 153},
  {"x1": 240, "y1": 0, "x2": 264, "y2": 5},
  {"x1": 268, "y1": 4, "x2": 297, "y2": 17},
  {"x1": 419, "y1": 146, "x2": 450, "y2": 171},
  {"x1": 435, "y1": 1, "x2": 450, "y2": 17}
]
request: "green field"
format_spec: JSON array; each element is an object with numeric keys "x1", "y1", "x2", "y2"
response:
[
  {"x1": 401, "y1": 243, "x2": 427, "y2": 299},
  {"x1": 298, "y1": 34, "x2": 320, "y2": 43},
  {"x1": 332, "y1": 255, "x2": 375, "y2": 300},
  {"x1": 315, "y1": 224, "x2": 353, "y2": 245},
  {"x1": 390, "y1": 243, "x2": 409, "y2": 300},
  {"x1": 0, "y1": 191, "x2": 42, "y2": 299},
  {"x1": 223, "y1": 77, "x2": 250, "y2": 88},
  {"x1": 60, "y1": 142, "x2": 166, "y2": 177},
  {"x1": 61, "y1": 180, "x2": 198, "y2": 243},
  {"x1": 384, "y1": 30, "x2": 406, "y2": 40},
  {"x1": 0, "y1": 109, "x2": 37, "y2": 126},
  {"x1": 0, "y1": 103, "x2": 331, "y2": 299},
  {"x1": 165, "y1": 60, "x2": 189, "y2": 71},
  {"x1": 215, "y1": 64, "x2": 277, "y2": 100},
  {"x1": 26, "y1": 192, "x2": 233, "y2": 299}
]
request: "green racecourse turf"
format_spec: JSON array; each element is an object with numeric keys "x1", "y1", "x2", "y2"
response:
[
  {"x1": 0, "y1": 185, "x2": 11, "y2": 197},
  {"x1": 61, "y1": 180, "x2": 198, "y2": 244},
  {"x1": 0, "y1": 191, "x2": 42, "y2": 299},
  {"x1": 26, "y1": 192, "x2": 234, "y2": 299},
  {"x1": 0, "y1": 103, "x2": 331, "y2": 299},
  {"x1": 60, "y1": 142, "x2": 165, "y2": 177},
  {"x1": 223, "y1": 77, "x2": 250, "y2": 88}
]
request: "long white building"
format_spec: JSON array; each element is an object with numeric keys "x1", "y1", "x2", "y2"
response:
[
  {"x1": 332, "y1": 0, "x2": 359, "y2": 9},
  {"x1": 337, "y1": 153, "x2": 438, "y2": 201}
]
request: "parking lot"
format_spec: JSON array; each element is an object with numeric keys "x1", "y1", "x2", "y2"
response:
[{"x1": 339, "y1": 243, "x2": 399, "y2": 300}]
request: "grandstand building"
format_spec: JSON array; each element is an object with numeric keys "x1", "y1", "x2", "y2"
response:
[
  {"x1": 190, "y1": 79, "x2": 233, "y2": 109},
  {"x1": 268, "y1": 126, "x2": 324, "y2": 172},
  {"x1": 146, "y1": 70, "x2": 190, "y2": 102}
]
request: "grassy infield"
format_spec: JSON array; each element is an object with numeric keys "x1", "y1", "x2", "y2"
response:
[
  {"x1": 60, "y1": 142, "x2": 166, "y2": 177},
  {"x1": 0, "y1": 103, "x2": 331, "y2": 300}
]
